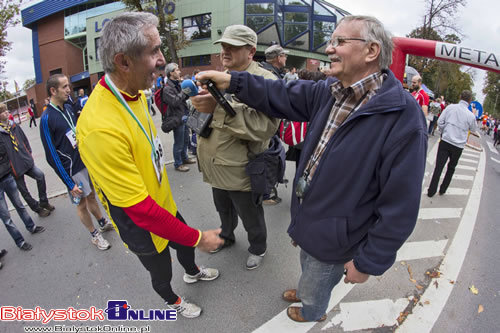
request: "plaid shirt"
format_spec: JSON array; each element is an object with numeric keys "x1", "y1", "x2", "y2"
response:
[{"x1": 304, "y1": 71, "x2": 385, "y2": 182}]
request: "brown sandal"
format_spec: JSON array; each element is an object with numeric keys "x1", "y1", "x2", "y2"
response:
[
  {"x1": 282, "y1": 289, "x2": 301, "y2": 303},
  {"x1": 287, "y1": 306, "x2": 326, "y2": 322}
]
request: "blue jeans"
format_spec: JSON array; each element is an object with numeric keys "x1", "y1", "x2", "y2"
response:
[
  {"x1": 297, "y1": 249, "x2": 345, "y2": 321},
  {"x1": 0, "y1": 175, "x2": 36, "y2": 247},
  {"x1": 15, "y1": 165, "x2": 48, "y2": 211},
  {"x1": 172, "y1": 123, "x2": 189, "y2": 168}
]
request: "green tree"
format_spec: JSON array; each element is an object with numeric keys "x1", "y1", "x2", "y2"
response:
[
  {"x1": 406, "y1": 0, "x2": 473, "y2": 101},
  {"x1": 482, "y1": 72, "x2": 500, "y2": 117},
  {"x1": 121, "y1": 0, "x2": 188, "y2": 64},
  {"x1": 1, "y1": 80, "x2": 13, "y2": 101},
  {"x1": 23, "y1": 78, "x2": 35, "y2": 91},
  {"x1": 0, "y1": 0, "x2": 21, "y2": 75}
]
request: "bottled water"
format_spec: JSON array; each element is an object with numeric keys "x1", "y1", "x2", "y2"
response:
[{"x1": 72, "y1": 182, "x2": 83, "y2": 205}]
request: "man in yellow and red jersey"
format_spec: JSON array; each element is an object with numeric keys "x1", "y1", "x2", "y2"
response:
[{"x1": 76, "y1": 12, "x2": 223, "y2": 319}]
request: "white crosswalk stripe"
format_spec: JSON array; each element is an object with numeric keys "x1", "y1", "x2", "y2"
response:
[
  {"x1": 418, "y1": 208, "x2": 462, "y2": 220},
  {"x1": 323, "y1": 298, "x2": 409, "y2": 331},
  {"x1": 456, "y1": 164, "x2": 476, "y2": 171},
  {"x1": 486, "y1": 141, "x2": 498, "y2": 154},
  {"x1": 396, "y1": 240, "x2": 448, "y2": 261},
  {"x1": 459, "y1": 158, "x2": 478, "y2": 164},
  {"x1": 422, "y1": 187, "x2": 469, "y2": 196},
  {"x1": 462, "y1": 152, "x2": 479, "y2": 158}
]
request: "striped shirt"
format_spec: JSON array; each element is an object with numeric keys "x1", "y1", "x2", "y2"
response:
[{"x1": 304, "y1": 72, "x2": 385, "y2": 182}]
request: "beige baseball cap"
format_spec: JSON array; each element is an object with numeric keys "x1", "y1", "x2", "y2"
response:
[
  {"x1": 214, "y1": 25, "x2": 257, "y2": 47},
  {"x1": 265, "y1": 45, "x2": 289, "y2": 59}
]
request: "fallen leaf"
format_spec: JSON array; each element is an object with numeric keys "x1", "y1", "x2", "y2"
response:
[
  {"x1": 434, "y1": 281, "x2": 439, "y2": 289},
  {"x1": 424, "y1": 300, "x2": 430, "y2": 305},
  {"x1": 407, "y1": 265, "x2": 414, "y2": 280},
  {"x1": 449, "y1": 280, "x2": 455, "y2": 284},
  {"x1": 470, "y1": 285, "x2": 479, "y2": 295},
  {"x1": 428, "y1": 271, "x2": 441, "y2": 278},
  {"x1": 397, "y1": 311, "x2": 409, "y2": 324},
  {"x1": 416, "y1": 284, "x2": 424, "y2": 290},
  {"x1": 478, "y1": 305, "x2": 484, "y2": 313},
  {"x1": 410, "y1": 278, "x2": 417, "y2": 283},
  {"x1": 401, "y1": 261, "x2": 406, "y2": 266}
]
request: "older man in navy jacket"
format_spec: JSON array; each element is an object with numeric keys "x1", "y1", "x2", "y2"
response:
[{"x1": 193, "y1": 15, "x2": 427, "y2": 322}]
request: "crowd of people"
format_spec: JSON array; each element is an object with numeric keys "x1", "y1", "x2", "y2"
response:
[{"x1": 0, "y1": 10, "x2": 495, "y2": 325}]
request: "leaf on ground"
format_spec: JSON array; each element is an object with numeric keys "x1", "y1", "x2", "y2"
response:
[
  {"x1": 427, "y1": 270, "x2": 441, "y2": 278},
  {"x1": 401, "y1": 261, "x2": 406, "y2": 266},
  {"x1": 470, "y1": 285, "x2": 479, "y2": 295},
  {"x1": 433, "y1": 281, "x2": 439, "y2": 289},
  {"x1": 410, "y1": 278, "x2": 417, "y2": 283},
  {"x1": 397, "y1": 311, "x2": 409, "y2": 324},
  {"x1": 449, "y1": 280, "x2": 455, "y2": 284},
  {"x1": 407, "y1": 265, "x2": 414, "y2": 280},
  {"x1": 424, "y1": 300, "x2": 430, "y2": 305},
  {"x1": 416, "y1": 284, "x2": 424, "y2": 290},
  {"x1": 478, "y1": 304, "x2": 484, "y2": 313}
]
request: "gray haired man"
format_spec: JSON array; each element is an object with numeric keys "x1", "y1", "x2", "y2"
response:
[
  {"x1": 76, "y1": 12, "x2": 223, "y2": 319},
  {"x1": 260, "y1": 44, "x2": 289, "y2": 79},
  {"x1": 162, "y1": 63, "x2": 196, "y2": 172},
  {"x1": 193, "y1": 15, "x2": 427, "y2": 322}
]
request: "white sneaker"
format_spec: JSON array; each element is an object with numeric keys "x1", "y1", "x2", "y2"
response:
[
  {"x1": 91, "y1": 232, "x2": 111, "y2": 251},
  {"x1": 99, "y1": 219, "x2": 114, "y2": 232},
  {"x1": 166, "y1": 297, "x2": 201, "y2": 318},
  {"x1": 183, "y1": 266, "x2": 220, "y2": 284}
]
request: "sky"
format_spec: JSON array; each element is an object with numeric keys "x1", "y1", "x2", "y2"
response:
[{"x1": 1, "y1": 0, "x2": 499, "y2": 103}]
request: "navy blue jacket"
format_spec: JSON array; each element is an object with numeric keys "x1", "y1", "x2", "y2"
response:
[
  {"x1": 227, "y1": 69, "x2": 427, "y2": 275},
  {"x1": 40, "y1": 103, "x2": 85, "y2": 190}
]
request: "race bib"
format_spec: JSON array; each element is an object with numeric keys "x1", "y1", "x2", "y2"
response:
[
  {"x1": 152, "y1": 135, "x2": 166, "y2": 183},
  {"x1": 65, "y1": 130, "x2": 77, "y2": 149}
]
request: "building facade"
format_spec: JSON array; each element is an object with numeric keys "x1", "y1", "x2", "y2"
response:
[{"x1": 22, "y1": 0, "x2": 348, "y2": 114}]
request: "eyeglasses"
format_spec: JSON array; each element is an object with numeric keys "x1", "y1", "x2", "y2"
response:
[{"x1": 327, "y1": 37, "x2": 367, "y2": 48}]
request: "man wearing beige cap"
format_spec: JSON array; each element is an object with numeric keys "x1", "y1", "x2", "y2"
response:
[
  {"x1": 261, "y1": 44, "x2": 289, "y2": 79},
  {"x1": 196, "y1": 25, "x2": 280, "y2": 270}
]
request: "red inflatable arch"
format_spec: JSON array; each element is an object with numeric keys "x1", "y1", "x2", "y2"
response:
[{"x1": 390, "y1": 37, "x2": 500, "y2": 83}]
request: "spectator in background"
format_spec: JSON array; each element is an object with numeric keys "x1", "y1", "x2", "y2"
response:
[
  {"x1": 73, "y1": 89, "x2": 88, "y2": 120},
  {"x1": 0, "y1": 104, "x2": 45, "y2": 252},
  {"x1": 28, "y1": 105, "x2": 37, "y2": 128},
  {"x1": 0, "y1": 105, "x2": 54, "y2": 217},
  {"x1": 411, "y1": 74, "x2": 429, "y2": 117},
  {"x1": 260, "y1": 45, "x2": 289, "y2": 79},
  {"x1": 427, "y1": 90, "x2": 479, "y2": 197},
  {"x1": 284, "y1": 67, "x2": 298, "y2": 83},
  {"x1": 41, "y1": 74, "x2": 113, "y2": 251},
  {"x1": 163, "y1": 63, "x2": 197, "y2": 172}
]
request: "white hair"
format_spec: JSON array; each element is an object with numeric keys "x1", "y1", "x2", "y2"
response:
[
  {"x1": 339, "y1": 15, "x2": 394, "y2": 70},
  {"x1": 99, "y1": 12, "x2": 159, "y2": 73}
]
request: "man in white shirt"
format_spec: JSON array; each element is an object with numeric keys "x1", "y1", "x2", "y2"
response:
[{"x1": 427, "y1": 90, "x2": 478, "y2": 197}]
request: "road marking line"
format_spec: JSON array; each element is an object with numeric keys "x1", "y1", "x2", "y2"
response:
[
  {"x1": 486, "y1": 142, "x2": 498, "y2": 154},
  {"x1": 323, "y1": 298, "x2": 409, "y2": 331},
  {"x1": 396, "y1": 240, "x2": 447, "y2": 262},
  {"x1": 398, "y1": 141, "x2": 485, "y2": 332},
  {"x1": 422, "y1": 188, "x2": 469, "y2": 196},
  {"x1": 418, "y1": 208, "x2": 462, "y2": 220},
  {"x1": 456, "y1": 165, "x2": 476, "y2": 171},
  {"x1": 464, "y1": 147, "x2": 481, "y2": 154},
  {"x1": 491, "y1": 157, "x2": 500, "y2": 164},
  {"x1": 427, "y1": 140, "x2": 439, "y2": 166},
  {"x1": 252, "y1": 283, "x2": 355, "y2": 333},
  {"x1": 423, "y1": 172, "x2": 473, "y2": 181},
  {"x1": 461, "y1": 152, "x2": 479, "y2": 158},
  {"x1": 445, "y1": 174, "x2": 473, "y2": 181},
  {"x1": 459, "y1": 158, "x2": 478, "y2": 164}
]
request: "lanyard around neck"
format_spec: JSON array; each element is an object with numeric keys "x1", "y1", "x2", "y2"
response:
[
  {"x1": 104, "y1": 76, "x2": 156, "y2": 159},
  {"x1": 50, "y1": 102, "x2": 76, "y2": 133}
]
